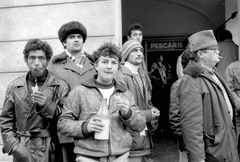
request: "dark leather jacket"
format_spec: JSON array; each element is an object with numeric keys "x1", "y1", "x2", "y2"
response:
[{"x1": 0, "y1": 71, "x2": 70, "y2": 162}]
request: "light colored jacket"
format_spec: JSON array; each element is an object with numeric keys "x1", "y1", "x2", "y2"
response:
[{"x1": 58, "y1": 76, "x2": 146, "y2": 157}]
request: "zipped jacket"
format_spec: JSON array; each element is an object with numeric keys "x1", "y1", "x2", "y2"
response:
[{"x1": 58, "y1": 76, "x2": 146, "y2": 157}]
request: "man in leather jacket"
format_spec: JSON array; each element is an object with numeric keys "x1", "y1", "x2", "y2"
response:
[{"x1": 0, "y1": 39, "x2": 70, "y2": 162}]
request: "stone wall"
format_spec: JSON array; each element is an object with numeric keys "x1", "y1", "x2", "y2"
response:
[{"x1": 0, "y1": 0, "x2": 121, "y2": 161}]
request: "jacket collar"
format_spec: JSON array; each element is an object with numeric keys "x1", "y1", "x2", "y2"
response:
[
  {"x1": 15, "y1": 71, "x2": 61, "y2": 88},
  {"x1": 119, "y1": 64, "x2": 134, "y2": 77},
  {"x1": 82, "y1": 74, "x2": 127, "y2": 93},
  {"x1": 183, "y1": 61, "x2": 205, "y2": 78},
  {"x1": 55, "y1": 51, "x2": 95, "y2": 75}
]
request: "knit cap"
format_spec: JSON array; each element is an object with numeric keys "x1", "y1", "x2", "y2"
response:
[
  {"x1": 188, "y1": 30, "x2": 218, "y2": 52},
  {"x1": 122, "y1": 40, "x2": 143, "y2": 62},
  {"x1": 58, "y1": 21, "x2": 87, "y2": 43}
]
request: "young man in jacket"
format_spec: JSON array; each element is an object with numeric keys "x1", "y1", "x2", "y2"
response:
[
  {"x1": 0, "y1": 39, "x2": 70, "y2": 162},
  {"x1": 178, "y1": 30, "x2": 239, "y2": 162},
  {"x1": 127, "y1": 23, "x2": 152, "y2": 101},
  {"x1": 115, "y1": 40, "x2": 160, "y2": 162},
  {"x1": 58, "y1": 42, "x2": 146, "y2": 162},
  {"x1": 47, "y1": 21, "x2": 96, "y2": 162}
]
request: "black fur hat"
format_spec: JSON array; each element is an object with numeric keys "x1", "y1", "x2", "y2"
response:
[{"x1": 58, "y1": 21, "x2": 87, "y2": 43}]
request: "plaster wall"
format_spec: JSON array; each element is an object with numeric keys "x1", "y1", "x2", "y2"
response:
[{"x1": 0, "y1": 1, "x2": 121, "y2": 161}]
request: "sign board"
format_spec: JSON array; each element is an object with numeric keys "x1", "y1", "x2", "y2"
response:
[{"x1": 145, "y1": 38, "x2": 188, "y2": 51}]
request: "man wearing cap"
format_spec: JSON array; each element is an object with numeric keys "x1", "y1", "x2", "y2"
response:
[
  {"x1": 48, "y1": 21, "x2": 96, "y2": 162},
  {"x1": 115, "y1": 40, "x2": 160, "y2": 162},
  {"x1": 178, "y1": 30, "x2": 239, "y2": 162}
]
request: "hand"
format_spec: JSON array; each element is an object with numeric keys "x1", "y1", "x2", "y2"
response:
[
  {"x1": 31, "y1": 91, "x2": 47, "y2": 107},
  {"x1": 115, "y1": 97, "x2": 130, "y2": 116},
  {"x1": 151, "y1": 107, "x2": 160, "y2": 119},
  {"x1": 87, "y1": 117, "x2": 104, "y2": 133}
]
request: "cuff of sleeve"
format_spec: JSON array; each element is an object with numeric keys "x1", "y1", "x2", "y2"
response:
[
  {"x1": 82, "y1": 121, "x2": 90, "y2": 137},
  {"x1": 120, "y1": 109, "x2": 132, "y2": 120},
  {"x1": 35, "y1": 100, "x2": 55, "y2": 119},
  {"x1": 3, "y1": 138, "x2": 18, "y2": 155}
]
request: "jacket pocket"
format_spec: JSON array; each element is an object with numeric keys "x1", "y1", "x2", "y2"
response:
[
  {"x1": 204, "y1": 127, "x2": 231, "y2": 162},
  {"x1": 127, "y1": 128, "x2": 150, "y2": 151},
  {"x1": 12, "y1": 142, "x2": 30, "y2": 162}
]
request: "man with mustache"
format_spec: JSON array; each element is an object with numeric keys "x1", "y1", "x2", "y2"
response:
[
  {"x1": 48, "y1": 21, "x2": 96, "y2": 162},
  {"x1": 115, "y1": 40, "x2": 160, "y2": 162},
  {"x1": 0, "y1": 39, "x2": 70, "y2": 162}
]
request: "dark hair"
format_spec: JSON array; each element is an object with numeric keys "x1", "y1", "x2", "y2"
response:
[
  {"x1": 92, "y1": 42, "x2": 122, "y2": 63},
  {"x1": 181, "y1": 48, "x2": 191, "y2": 68},
  {"x1": 127, "y1": 23, "x2": 142, "y2": 37},
  {"x1": 218, "y1": 30, "x2": 232, "y2": 42},
  {"x1": 23, "y1": 39, "x2": 53, "y2": 61}
]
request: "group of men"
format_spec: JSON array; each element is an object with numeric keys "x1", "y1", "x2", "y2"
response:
[
  {"x1": 0, "y1": 21, "x2": 159, "y2": 162},
  {"x1": 1, "y1": 19, "x2": 240, "y2": 162}
]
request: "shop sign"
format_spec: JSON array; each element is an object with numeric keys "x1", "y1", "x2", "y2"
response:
[{"x1": 146, "y1": 40, "x2": 187, "y2": 51}]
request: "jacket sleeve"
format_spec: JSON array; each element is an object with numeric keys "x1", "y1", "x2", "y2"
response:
[
  {"x1": 36, "y1": 80, "x2": 70, "y2": 119},
  {"x1": 0, "y1": 84, "x2": 19, "y2": 155},
  {"x1": 169, "y1": 80, "x2": 182, "y2": 137},
  {"x1": 121, "y1": 91, "x2": 146, "y2": 132},
  {"x1": 58, "y1": 88, "x2": 86, "y2": 138},
  {"x1": 179, "y1": 76, "x2": 205, "y2": 162}
]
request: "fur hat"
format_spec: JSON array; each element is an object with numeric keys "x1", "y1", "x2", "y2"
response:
[
  {"x1": 58, "y1": 21, "x2": 87, "y2": 43},
  {"x1": 188, "y1": 30, "x2": 218, "y2": 52},
  {"x1": 122, "y1": 40, "x2": 143, "y2": 62}
]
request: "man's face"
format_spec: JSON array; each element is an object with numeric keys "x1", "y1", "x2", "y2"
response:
[
  {"x1": 25, "y1": 50, "x2": 49, "y2": 78},
  {"x1": 128, "y1": 30, "x2": 143, "y2": 43},
  {"x1": 199, "y1": 46, "x2": 220, "y2": 67},
  {"x1": 127, "y1": 47, "x2": 144, "y2": 66},
  {"x1": 63, "y1": 34, "x2": 83, "y2": 54},
  {"x1": 95, "y1": 56, "x2": 119, "y2": 84},
  {"x1": 158, "y1": 55, "x2": 164, "y2": 62}
]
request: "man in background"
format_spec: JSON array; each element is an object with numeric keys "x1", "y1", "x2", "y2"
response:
[
  {"x1": 127, "y1": 23, "x2": 152, "y2": 98},
  {"x1": 216, "y1": 29, "x2": 238, "y2": 77},
  {"x1": 48, "y1": 21, "x2": 96, "y2": 162},
  {"x1": 225, "y1": 60, "x2": 240, "y2": 155},
  {"x1": 116, "y1": 40, "x2": 160, "y2": 162}
]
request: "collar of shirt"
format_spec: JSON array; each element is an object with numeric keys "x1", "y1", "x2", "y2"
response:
[{"x1": 65, "y1": 50, "x2": 85, "y2": 61}]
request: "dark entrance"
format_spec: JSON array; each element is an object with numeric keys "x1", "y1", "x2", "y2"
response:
[{"x1": 143, "y1": 37, "x2": 188, "y2": 135}]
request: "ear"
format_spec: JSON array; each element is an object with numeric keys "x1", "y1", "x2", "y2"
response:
[
  {"x1": 127, "y1": 35, "x2": 130, "y2": 40},
  {"x1": 197, "y1": 50, "x2": 204, "y2": 59},
  {"x1": 24, "y1": 57, "x2": 27, "y2": 64}
]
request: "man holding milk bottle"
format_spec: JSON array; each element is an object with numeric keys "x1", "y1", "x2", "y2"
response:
[{"x1": 58, "y1": 42, "x2": 146, "y2": 162}]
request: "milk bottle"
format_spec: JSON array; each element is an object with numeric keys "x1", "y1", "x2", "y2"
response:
[{"x1": 94, "y1": 98, "x2": 110, "y2": 140}]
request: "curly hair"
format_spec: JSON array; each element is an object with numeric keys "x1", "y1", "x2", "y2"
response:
[
  {"x1": 92, "y1": 42, "x2": 122, "y2": 63},
  {"x1": 23, "y1": 39, "x2": 53, "y2": 61},
  {"x1": 127, "y1": 23, "x2": 142, "y2": 37}
]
